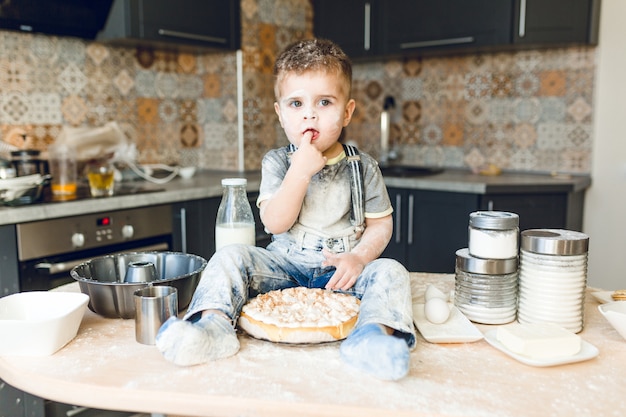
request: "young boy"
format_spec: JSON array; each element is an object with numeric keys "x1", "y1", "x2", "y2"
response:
[{"x1": 156, "y1": 38, "x2": 416, "y2": 381}]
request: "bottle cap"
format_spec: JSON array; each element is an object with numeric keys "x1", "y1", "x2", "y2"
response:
[
  {"x1": 221, "y1": 178, "x2": 247, "y2": 186},
  {"x1": 469, "y1": 211, "x2": 519, "y2": 229},
  {"x1": 521, "y1": 229, "x2": 589, "y2": 255}
]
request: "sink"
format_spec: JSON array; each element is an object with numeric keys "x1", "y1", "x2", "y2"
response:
[{"x1": 379, "y1": 165, "x2": 444, "y2": 178}]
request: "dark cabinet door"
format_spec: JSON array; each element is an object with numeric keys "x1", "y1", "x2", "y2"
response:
[
  {"x1": 172, "y1": 198, "x2": 220, "y2": 261},
  {"x1": 383, "y1": 187, "x2": 576, "y2": 273},
  {"x1": 99, "y1": 0, "x2": 241, "y2": 50},
  {"x1": 314, "y1": 0, "x2": 381, "y2": 58},
  {"x1": 383, "y1": 188, "x2": 409, "y2": 266},
  {"x1": 479, "y1": 193, "x2": 568, "y2": 231},
  {"x1": 382, "y1": 0, "x2": 513, "y2": 55},
  {"x1": 513, "y1": 0, "x2": 600, "y2": 45},
  {"x1": 0, "y1": 224, "x2": 19, "y2": 296},
  {"x1": 384, "y1": 188, "x2": 477, "y2": 273},
  {"x1": 410, "y1": 190, "x2": 478, "y2": 273}
]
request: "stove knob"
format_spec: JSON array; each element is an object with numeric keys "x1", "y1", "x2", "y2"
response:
[
  {"x1": 71, "y1": 232, "x2": 85, "y2": 248},
  {"x1": 122, "y1": 224, "x2": 134, "y2": 239}
]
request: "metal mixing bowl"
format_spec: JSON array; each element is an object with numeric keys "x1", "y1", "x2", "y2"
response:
[{"x1": 70, "y1": 251, "x2": 207, "y2": 319}]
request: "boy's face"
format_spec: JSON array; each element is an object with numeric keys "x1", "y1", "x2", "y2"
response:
[{"x1": 274, "y1": 70, "x2": 356, "y2": 157}]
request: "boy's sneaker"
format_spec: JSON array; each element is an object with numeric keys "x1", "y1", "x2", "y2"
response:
[
  {"x1": 156, "y1": 314, "x2": 240, "y2": 366},
  {"x1": 339, "y1": 323, "x2": 409, "y2": 381}
]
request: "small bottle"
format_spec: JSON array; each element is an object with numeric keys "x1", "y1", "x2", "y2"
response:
[
  {"x1": 48, "y1": 144, "x2": 77, "y2": 196},
  {"x1": 215, "y1": 178, "x2": 256, "y2": 250},
  {"x1": 468, "y1": 211, "x2": 519, "y2": 259}
]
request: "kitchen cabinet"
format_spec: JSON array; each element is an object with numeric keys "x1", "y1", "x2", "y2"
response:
[
  {"x1": 313, "y1": 0, "x2": 381, "y2": 59},
  {"x1": 513, "y1": 0, "x2": 601, "y2": 45},
  {"x1": 383, "y1": 187, "x2": 579, "y2": 273},
  {"x1": 172, "y1": 198, "x2": 220, "y2": 262},
  {"x1": 97, "y1": 0, "x2": 240, "y2": 52},
  {"x1": 383, "y1": 188, "x2": 476, "y2": 273},
  {"x1": 314, "y1": 0, "x2": 600, "y2": 59},
  {"x1": 0, "y1": 224, "x2": 19, "y2": 297},
  {"x1": 381, "y1": 0, "x2": 513, "y2": 56}
]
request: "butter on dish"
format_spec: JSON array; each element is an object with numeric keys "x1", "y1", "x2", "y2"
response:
[{"x1": 496, "y1": 322, "x2": 581, "y2": 359}]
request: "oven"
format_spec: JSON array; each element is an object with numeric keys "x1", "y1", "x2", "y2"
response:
[
  {"x1": 6, "y1": 205, "x2": 173, "y2": 417},
  {"x1": 16, "y1": 205, "x2": 173, "y2": 292}
]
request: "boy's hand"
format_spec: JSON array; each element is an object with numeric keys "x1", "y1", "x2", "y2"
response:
[
  {"x1": 322, "y1": 249, "x2": 366, "y2": 291},
  {"x1": 290, "y1": 131, "x2": 326, "y2": 178}
]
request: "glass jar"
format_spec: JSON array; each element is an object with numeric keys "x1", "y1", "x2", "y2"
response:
[
  {"x1": 454, "y1": 248, "x2": 519, "y2": 324},
  {"x1": 11, "y1": 150, "x2": 45, "y2": 177},
  {"x1": 468, "y1": 211, "x2": 519, "y2": 259},
  {"x1": 215, "y1": 178, "x2": 255, "y2": 251},
  {"x1": 87, "y1": 160, "x2": 115, "y2": 197},
  {"x1": 48, "y1": 144, "x2": 77, "y2": 196}
]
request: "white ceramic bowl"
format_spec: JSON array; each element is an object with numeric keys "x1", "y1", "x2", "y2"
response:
[
  {"x1": 0, "y1": 291, "x2": 89, "y2": 356},
  {"x1": 178, "y1": 166, "x2": 196, "y2": 179},
  {"x1": 598, "y1": 301, "x2": 626, "y2": 341}
]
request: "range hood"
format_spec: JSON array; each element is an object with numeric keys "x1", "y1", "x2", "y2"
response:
[{"x1": 0, "y1": 0, "x2": 113, "y2": 40}]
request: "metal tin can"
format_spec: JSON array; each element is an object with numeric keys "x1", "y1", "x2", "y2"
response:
[
  {"x1": 454, "y1": 248, "x2": 518, "y2": 324},
  {"x1": 518, "y1": 229, "x2": 589, "y2": 333}
]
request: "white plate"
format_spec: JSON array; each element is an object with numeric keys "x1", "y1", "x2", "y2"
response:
[
  {"x1": 591, "y1": 291, "x2": 615, "y2": 304},
  {"x1": 413, "y1": 303, "x2": 483, "y2": 343},
  {"x1": 483, "y1": 329, "x2": 598, "y2": 367}
]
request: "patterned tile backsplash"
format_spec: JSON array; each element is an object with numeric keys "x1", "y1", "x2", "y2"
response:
[{"x1": 0, "y1": 0, "x2": 595, "y2": 174}]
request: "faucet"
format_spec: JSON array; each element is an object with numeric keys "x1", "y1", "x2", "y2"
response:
[{"x1": 380, "y1": 95, "x2": 398, "y2": 167}]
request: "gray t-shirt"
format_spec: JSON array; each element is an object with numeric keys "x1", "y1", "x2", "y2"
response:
[{"x1": 257, "y1": 146, "x2": 392, "y2": 239}]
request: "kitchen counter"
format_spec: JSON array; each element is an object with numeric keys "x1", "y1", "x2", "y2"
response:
[
  {"x1": 0, "y1": 273, "x2": 623, "y2": 417},
  {"x1": 0, "y1": 170, "x2": 261, "y2": 226},
  {"x1": 0, "y1": 168, "x2": 590, "y2": 226},
  {"x1": 383, "y1": 168, "x2": 591, "y2": 194}
]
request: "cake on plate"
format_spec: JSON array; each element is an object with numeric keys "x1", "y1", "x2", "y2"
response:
[{"x1": 238, "y1": 287, "x2": 360, "y2": 344}]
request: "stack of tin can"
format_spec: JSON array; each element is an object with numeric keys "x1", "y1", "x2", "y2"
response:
[{"x1": 454, "y1": 211, "x2": 520, "y2": 324}]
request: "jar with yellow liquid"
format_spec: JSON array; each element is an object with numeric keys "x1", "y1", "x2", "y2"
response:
[
  {"x1": 87, "y1": 161, "x2": 115, "y2": 197},
  {"x1": 48, "y1": 144, "x2": 77, "y2": 197}
]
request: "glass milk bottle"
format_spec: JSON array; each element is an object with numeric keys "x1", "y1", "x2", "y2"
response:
[{"x1": 215, "y1": 178, "x2": 256, "y2": 250}]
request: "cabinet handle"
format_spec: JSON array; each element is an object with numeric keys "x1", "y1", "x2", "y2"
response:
[
  {"x1": 519, "y1": 0, "x2": 527, "y2": 37},
  {"x1": 407, "y1": 194, "x2": 414, "y2": 245},
  {"x1": 158, "y1": 29, "x2": 228, "y2": 44},
  {"x1": 179, "y1": 207, "x2": 187, "y2": 253},
  {"x1": 364, "y1": 2, "x2": 371, "y2": 51},
  {"x1": 395, "y1": 194, "x2": 402, "y2": 243},
  {"x1": 400, "y1": 36, "x2": 474, "y2": 50},
  {"x1": 487, "y1": 200, "x2": 494, "y2": 211}
]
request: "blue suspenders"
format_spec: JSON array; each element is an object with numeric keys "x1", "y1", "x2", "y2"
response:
[{"x1": 287, "y1": 143, "x2": 365, "y2": 236}]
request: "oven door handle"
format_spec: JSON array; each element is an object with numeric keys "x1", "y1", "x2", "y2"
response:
[
  {"x1": 34, "y1": 243, "x2": 169, "y2": 275},
  {"x1": 35, "y1": 259, "x2": 87, "y2": 275}
]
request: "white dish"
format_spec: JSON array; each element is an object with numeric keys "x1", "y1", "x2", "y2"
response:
[
  {"x1": 598, "y1": 301, "x2": 626, "y2": 340},
  {"x1": 0, "y1": 173, "x2": 42, "y2": 188},
  {"x1": 178, "y1": 166, "x2": 196, "y2": 179},
  {"x1": 484, "y1": 329, "x2": 598, "y2": 367},
  {"x1": 0, "y1": 291, "x2": 89, "y2": 356},
  {"x1": 413, "y1": 303, "x2": 483, "y2": 343},
  {"x1": 592, "y1": 291, "x2": 616, "y2": 304}
]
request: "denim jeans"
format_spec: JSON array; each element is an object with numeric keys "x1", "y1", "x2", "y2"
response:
[{"x1": 185, "y1": 233, "x2": 416, "y2": 348}]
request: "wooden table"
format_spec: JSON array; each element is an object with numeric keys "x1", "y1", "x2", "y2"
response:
[{"x1": 1, "y1": 273, "x2": 624, "y2": 417}]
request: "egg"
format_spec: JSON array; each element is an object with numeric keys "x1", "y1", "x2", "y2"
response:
[
  {"x1": 424, "y1": 297, "x2": 451, "y2": 324},
  {"x1": 424, "y1": 284, "x2": 448, "y2": 302}
]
